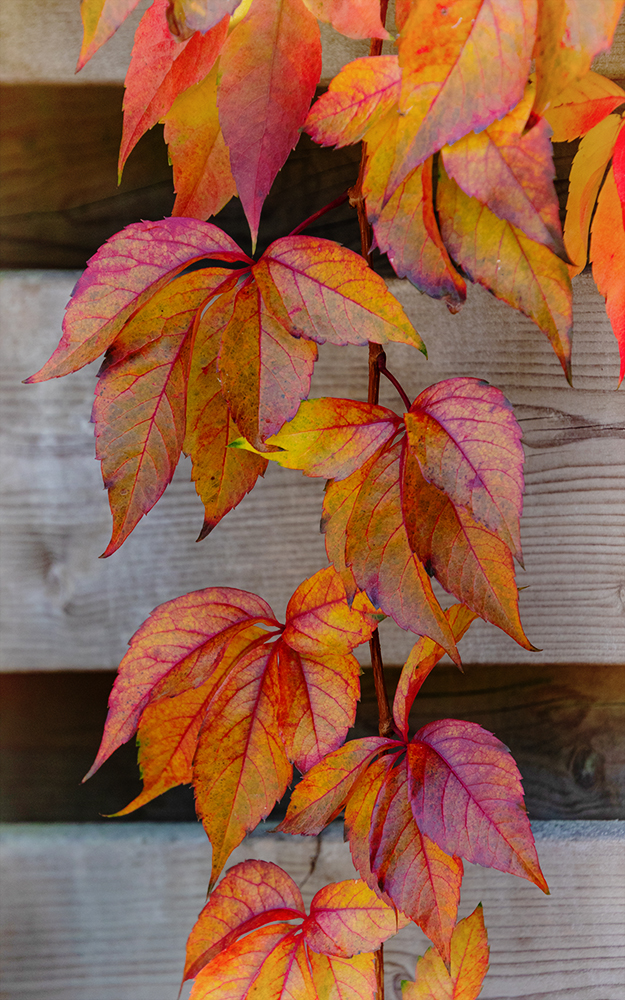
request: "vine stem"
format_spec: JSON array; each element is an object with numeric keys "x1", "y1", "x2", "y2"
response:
[{"x1": 288, "y1": 191, "x2": 349, "y2": 237}]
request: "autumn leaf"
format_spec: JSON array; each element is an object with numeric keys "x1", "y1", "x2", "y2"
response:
[
  {"x1": 118, "y1": 0, "x2": 228, "y2": 176},
  {"x1": 305, "y1": 55, "x2": 401, "y2": 148},
  {"x1": 533, "y1": 0, "x2": 625, "y2": 115},
  {"x1": 614, "y1": 117, "x2": 625, "y2": 217},
  {"x1": 167, "y1": 0, "x2": 240, "y2": 39},
  {"x1": 437, "y1": 165, "x2": 573, "y2": 381},
  {"x1": 402, "y1": 904, "x2": 490, "y2": 1000},
  {"x1": 163, "y1": 65, "x2": 237, "y2": 220},
  {"x1": 590, "y1": 164, "x2": 625, "y2": 385},
  {"x1": 393, "y1": 604, "x2": 478, "y2": 739},
  {"x1": 301, "y1": 0, "x2": 389, "y2": 39},
  {"x1": 185, "y1": 861, "x2": 400, "y2": 999},
  {"x1": 76, "y1": 0, "x2": 140, "y2": 71},
  {"x1": 442, "y1": 81, "x2": 564, "y2": 256},
  {"x1": 26, "y1": 219, "x2": 251, "y2": 382},
  {"x1": 388, "y1": 0, "x2": 537, "y2": 195},
  {"x1": 544, "y1": 70, "x2": 625, "y2": 141},
  {"x1": 217, "y1": 0, "x2": 322, "y2": 246},
  {"x1": 563, "y1": 113, "x2": 623, "y2": 272}
]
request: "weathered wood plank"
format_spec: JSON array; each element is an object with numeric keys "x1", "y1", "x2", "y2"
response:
[
  {"x1": 1, "y1": 821, "x2": 623, "y2": 1000},
  {"x1": 1, "y1": 271, "x2": 623, "y2": 671},
  {"x1": 2, "y1": 663, "x2": 623, "y2": 822}
]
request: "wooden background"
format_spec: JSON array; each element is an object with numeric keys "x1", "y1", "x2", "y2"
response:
[{"x1": 1, "y1": 3, "x2": 624, "y2": 999}]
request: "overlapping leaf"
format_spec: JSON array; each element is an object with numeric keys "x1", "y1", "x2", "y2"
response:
[
  {"x1": 184, "y1": 860, "x2": 401, "y2": 999},
  {"x1": 251, "y1": 377, "x2": 531, "y2": 653},
  {"x1": 305, "y1": 55, "x2": 401, "y2": 148},
  {"x1": 437, "y1": 165, "x2": 573, "y2": 381},
  {"x1": 76, "y1": 0, "x2": 141, "y2": 71},
  {"x1": 402, "y1": 904, "x2": 489, "y2": 1000},
  {"x1": 442, "y1": 81, "x2": 563, "y2": 255},
  {"x1": 167, "y1": 0, "x2": 241, "y2": 39},
  {"x1": 302, "y1": 0, "x2": 388, "y2": 38},
  {"x1": 563, "y1": 113, "x2": 623, "y2": 272},
  {"x1": 118, "y1": 0, "x2": 228, "y2": 175},
  {"x1": 280, "y1": 715, "x2": 546, "y2": 960},
  {"x1": 544, "y1": 71, "x2": 625, "y2": 141},
  {"x1": 590, "y1": 163, "x2": 625, "y2": 384},
  {"x1": 533, "y1": 0, "x2": 625, "y2": 115},
  {"x1": 85, "y1": 567, "x2": 380, "y2": 881},
  {"x1": 389, "y1": 0, "x2": 537, "y2": 195}
]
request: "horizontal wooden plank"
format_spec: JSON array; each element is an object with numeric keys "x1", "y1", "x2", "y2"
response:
[
  {"x1": 2, "y1": 663, "x2": 623, "y2": 822},
  {"x1": 1, "y1": 821, "x2": 623, "y2": 1000},
  {"x1": 1, "y1": 271, "x2": 623, "y2": 671}
]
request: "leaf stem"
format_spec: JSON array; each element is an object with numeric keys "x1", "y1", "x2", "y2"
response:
[
  {"x1": 374, "y1": 942, "x2": 385, "y2": 999},
  {"x1": 288, "y1": 192, "x2": 350, "y2": 237},
  {"x1": 378, "y1": 358, "x2": 412, "y2": 412}
]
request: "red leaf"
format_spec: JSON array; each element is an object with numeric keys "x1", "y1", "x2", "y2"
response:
[
  {"x1": 303, "y1": 878, "x2": 406, "y2": 957},
  {"x1": 184, "y1": 860, "x2": 304, "y2": 981},
  {"x1": 393, "y1": 605, "x2": 478, "y2": 739},
  {"x1": 590, "y1": 163, "x2": 625, "y2": 384},
  {"x1": 76, "y1": 0, "x2": 140, "y2": 71},
  {"x1": 405, "y1": 377, "x2": 525, "y2": 561},
  {"x1": 402, "y1": 903, "x2": 489, "y2": 1000},
  {"x1": 217, "y1": 0, "x2": 322, "y2": 246},
  {"x1": 437, "y1": 166, "x2": 573, "y2": 381},
  {"x1": 408, "y1": 719, "x2": 548, "y2": 891},
  {"x1": 119, "y1": 0, "x2": 228, "y2": 174},
  {"x1": 345, "y1": 753, "x2": 463, "y2": 963},
  {"x1": 305, "y1": 55, "x2": 401, "y2": 147},
  {"x1": 26, "y1": 219, "x2": 250, "y2": 382},
  {"x1": 442, "y1": 81, "x2": 564, "y2": 256},
  {"x1": 254, "y1": 235, "x2": 426, "y2": 351},
  {"x1": 389, "y1": 0, "x2": 537, "y2": 194},
  {"x1": 302, "y1": 0, "x2": 389, "y2": 39},
  {"x1": 613, "y1": 118, "x2": 625, "y2": 220},
  {"x1": 84, "y1": 587, "x2": 277, "y2": 780},
  {"x1": 163, "y1": 65, "x2": 237, "y2": 221},
  {"x1": 544, "y1": 71, "x2": 625, "y2": 141}
]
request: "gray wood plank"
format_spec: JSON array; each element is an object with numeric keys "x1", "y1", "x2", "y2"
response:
[
  {"x1": 1, "y1": 271, "x2": 623, "y2": 671},
  {"x1": 1, "y1": 822, "x2": 623, "y2": 1000}
]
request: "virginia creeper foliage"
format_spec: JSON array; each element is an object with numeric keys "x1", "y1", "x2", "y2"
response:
[{"x1": 30, "y1": 0, "x2": 624, "y2": 995}]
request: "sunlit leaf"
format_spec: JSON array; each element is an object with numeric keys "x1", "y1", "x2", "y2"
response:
[
  {"x1": 590, "y1": 163, "x2": 625, "y2": 384},
  {"x1": 442, "y1": 81, "x2": 564, "y2": 255},
  {"x1": 217, "y1": 0, "x2": 322, "y2": 245},
  {"x1": 305, "y1": 55, "x2": 401, "y2": 147},
  {"x1": 437, "y1": 166, "x2": 573, "y2": 381},
  {"x1": 544, "y1": 70, "x2": 625, "y2": 141},
  {"x1": 402, "y1": 904, "x2": 489, "y2": 1000},
  {"x1": 119, "y1": 0, "x2": 228, "y2": 175},
  {"x1": 533, "y1": 0, "x2": 625, "y2": 115}
]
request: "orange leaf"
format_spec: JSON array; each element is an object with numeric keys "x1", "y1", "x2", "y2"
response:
[
  {"x1": 184, "y1": 289, "x2": 268, "y2": 539},
  {"x1": 92, "y1": 272, "x2": 217, "y2": 557},
  {"x1": 184, "y1": 860, "x2": 304, "y2": 981},
  {"x1": 402, "y1": 904, "x2": 489, "y2": 1000},
  {"x1": 218, "y1": 281, "x2": 318, "y2": 448},
  {"x1": 305, "y1": 55, "x2": 401, "y2": 147},
  {"x1": 302, "y1": 0, "x2": 389, "y2": 38},
  {"x1": 303, "y1": 878, "x2": 406, "y2": 957},
  {"x1": 544, "y1": 70, "x2": 625, "y2": 141},
  {"x1": 590, "y1": 164, "x2": 625, "y2": 384},
  {"x1": 277, "y1": 736, "x2": 392, "y2": 835},
  {"x1": 282, "y1": 565, "x2": 381, "y2": 656},
  {"x1": 533, "y1": 0, "x2": 625, "y2": 116},
  {"x1": 76, "y1": 0, "x2": 140, "y2": 71},
  {"x1": 437, "y1": 166, "x2": 573, "y2": 381},
  {"x1": 119, "y1": 0, "x2": 228, "y2": 175},
  {"x1": 84, "y1": 587, "x2": 277, "y2": 780},
  {"x1": 389, "y1": 0, "x2": 537, "y2": 194},
  {"x1": 408, "y1": 719, "x2": 548, "y2": 891},
  {"x1": 393, "y1": 605, "x2": 478, "y2": 739},
  {"x1": 442, "y1": 81, "x2": 564, "y2": 255},
  {"x1": 307, "y1": 950, "x2": 377, "y2": 1000},
  {"x1": 345, "y1": 753, "x2": 463, "y2": 963},
  {"x1": 217, "y1": 0, "x2": 322, "y2": 246},
  {"x1": 405, "y1": 377, "x2": 525, "y2": 561},
  {"x1": 402, "y1": 448, "x2": 533, "y2": 650},
  {"x1": 563, "y1": 113, "x2": 622, "y2": 272},
  {"x1": 163, "y1": 64, "x2": 237, "y2": 221},
  {"x1": 26, "y1": 219, "x2": 250, "y2": 382},
  {"x1": 188, "y1": 923, "x2": 298, "y2": 1000},
  {"x1": 254, "y1": 235, "x2": 426, "y2": 351}
]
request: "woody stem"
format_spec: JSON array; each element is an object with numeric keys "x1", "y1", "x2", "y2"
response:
[{"x1": 288, "y1": 192, "x2": 350, "y2": 237}]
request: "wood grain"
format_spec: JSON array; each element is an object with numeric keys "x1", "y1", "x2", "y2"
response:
[
  {"x1": 2, "y1": 662, "x2": 623, "y2": 823},
  {"x1": 1, "y1": 821, "x2": 623, "y2": 1000},
  {"x1": 1, "y1": 272, "x2": 623, "y2": 671}
]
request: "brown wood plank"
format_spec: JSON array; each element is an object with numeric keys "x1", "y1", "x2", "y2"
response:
[
  {"x1": 1, "y1": 659, "x2": 623, "y2": 822},
  {"x1": 1, "y1": 821, "x2": 623, "y2": 1000}
]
